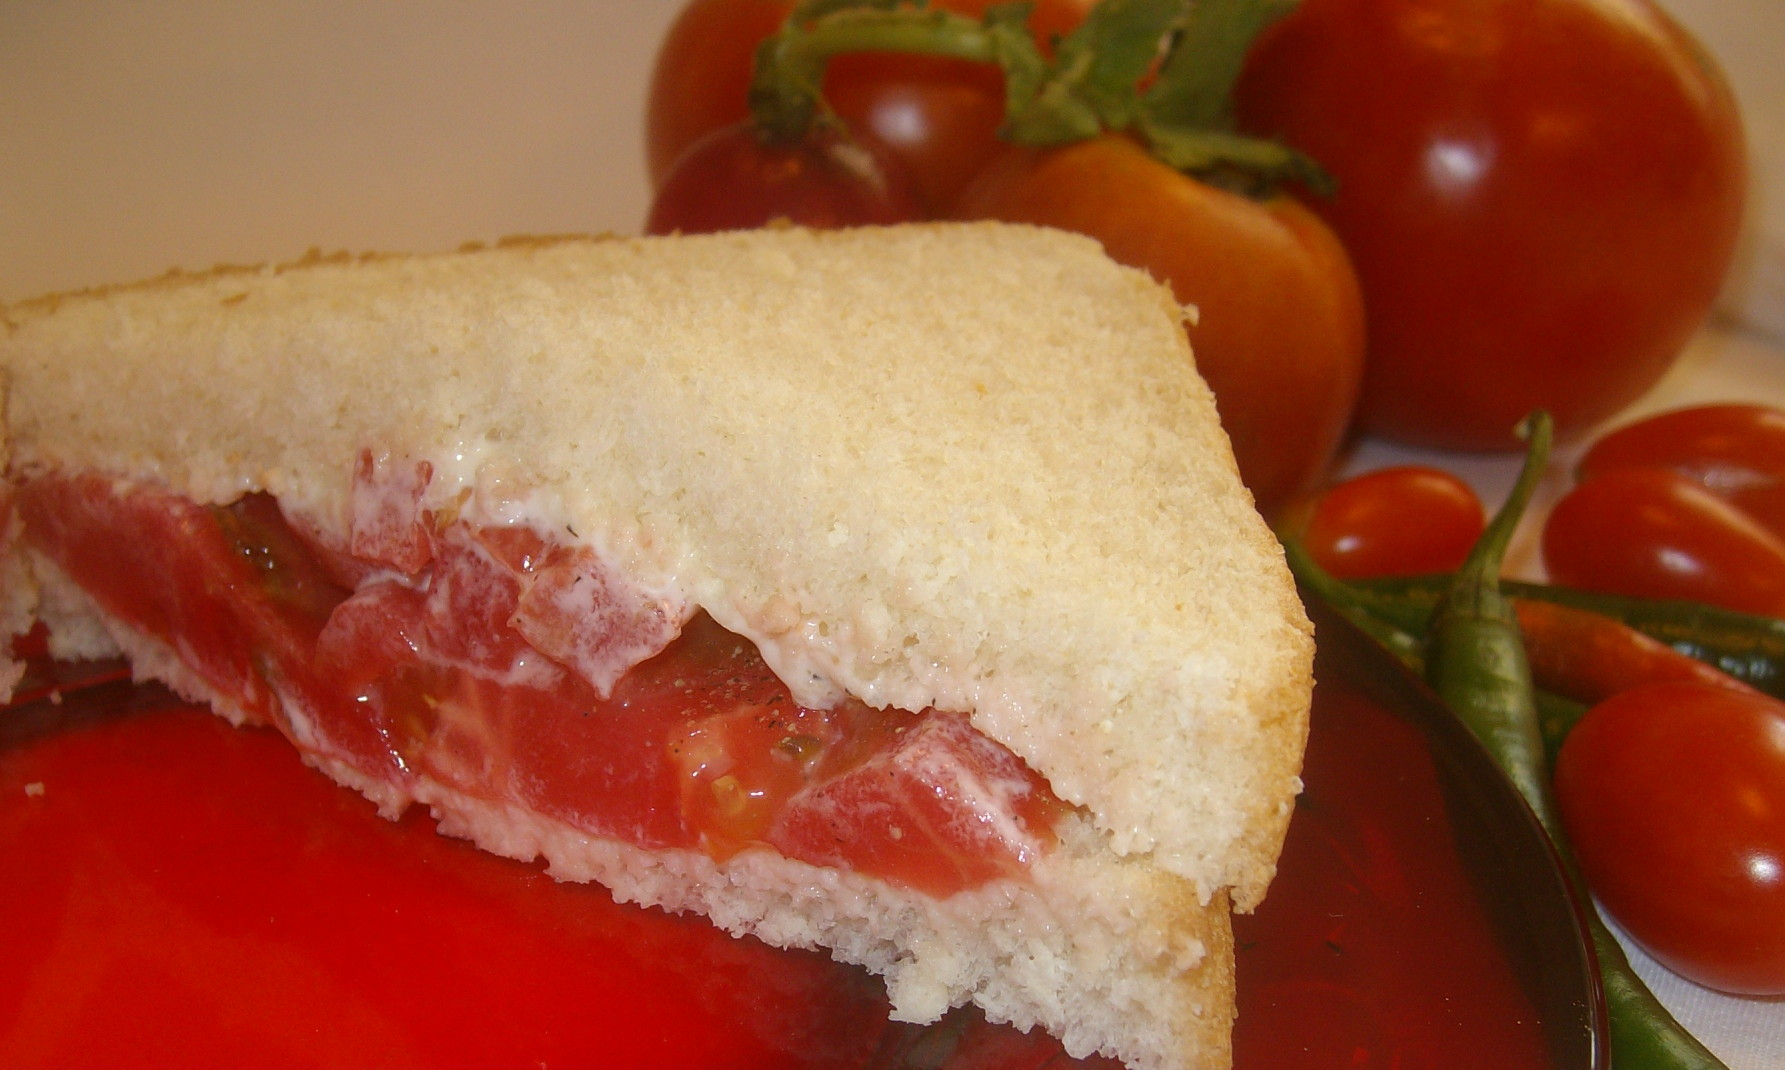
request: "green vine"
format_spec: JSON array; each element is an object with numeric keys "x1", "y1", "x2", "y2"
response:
[{"x1": 746, "y1": 0, "x2": 1327, "y2": 195}]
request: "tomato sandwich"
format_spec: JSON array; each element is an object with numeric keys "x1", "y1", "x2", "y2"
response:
[{"x1": 0, "y1": 223, "x2": 1312, "y2": 1070}]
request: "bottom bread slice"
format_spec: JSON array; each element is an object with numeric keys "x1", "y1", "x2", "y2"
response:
[
  {"x1": 14, "y1": 533, "x2": 1235, "y2": 1070},
  {"x1": 0, "y1": 224, "x2": 1316, "y2": 1070}
]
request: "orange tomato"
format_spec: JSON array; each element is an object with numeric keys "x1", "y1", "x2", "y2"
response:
[{"x1": 954, "y1": 135, "x2": 1365, "y2": 515}]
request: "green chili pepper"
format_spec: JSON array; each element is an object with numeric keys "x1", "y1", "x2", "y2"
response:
[
  {"x1": 1280, "y1": 418, "x2": 1744, "y2": 1067},
  {"x1": 1425, "y1": 413, "x2": 1557, "y2": 821},
  {"x1": 1278, "y1": 537, "x2": 1426, "y2": 671},
  {"x1": 1349, "y1": 576, "x2": 1785, "y2": 701},
  {"x1": 1422, "y1": 412, "x2": 1728, "y2": 1070},
  {"x1": 1279, "y1": 529, "x2": 1590, "y2": 764}
]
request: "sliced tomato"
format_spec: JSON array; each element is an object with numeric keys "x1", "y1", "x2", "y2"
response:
[
  {"x1": 500, "y1": 534, "x2": 690, "y2": 697},
  {"x1": 15, "y1": 475, "x2": 350, "y2": 733},
  {"x1": 770, "y1": 712, "x2": 1061, "y2": 898},
  {"x1": 13, "y1": 471, "x2": 1064, "y2": 896},
  {"x1": 347, "y1": 450, "x2": 436, "y2": 574}
]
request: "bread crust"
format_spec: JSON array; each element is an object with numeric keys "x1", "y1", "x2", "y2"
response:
[{"x1": 0, "y1": 222, "x2": 1312, "y2": 1069}]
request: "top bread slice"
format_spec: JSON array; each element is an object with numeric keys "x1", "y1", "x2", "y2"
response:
[{"x1": 0, "y1": 222, "x2": 1313, "y2": 1065}]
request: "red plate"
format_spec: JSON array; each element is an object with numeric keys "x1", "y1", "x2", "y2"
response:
[{"x1": 0, "y1": 600, "x2": 1603, "y2": 1069}]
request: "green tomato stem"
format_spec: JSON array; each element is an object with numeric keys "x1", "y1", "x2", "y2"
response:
[
  {"x1": 743, "y1": 0, "x2": 1328, "y2": 194},
  {"x1": 1143, "y1": 0, "x2": 1296, "y2": 130},
  {"x1": 749, "y1": 9, "x2": 1012, "y2": 141}
]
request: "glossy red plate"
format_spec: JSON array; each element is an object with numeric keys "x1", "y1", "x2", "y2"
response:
[{"x1": 0, "y1": 600, "x2": 1605, "y2": 1069}]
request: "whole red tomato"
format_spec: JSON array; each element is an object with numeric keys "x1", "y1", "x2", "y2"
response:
[
  {"x1": 1578, "y1": 404, "x2": 1785, "y2": 538},
  {"x1": 646, "y1": 121, "x2": 923, "y2": 235},
  {"x1": 1295, "y1": 466, "x2": 1484, "y2": 579},
  {"x1": 1234, "y1": 0, "x2": 1747, "y2": 451},
  {"x1": 644, "y1": 0, "x2": 1095, "y2": 213},
  {"x1": 1542, "y1": 467, "x2": 1785, "y2": 618},
  {"x1": 953, "y1": 135, "x2": 1366, "y2": 516},
  {"x1": 1555, "y1": 681, "x2": 1785, "y2": 995}
]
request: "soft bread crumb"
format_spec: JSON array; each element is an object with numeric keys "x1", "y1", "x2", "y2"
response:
[
  {"x1": 0, "y1": 224, "x2": 1311, "y2": 907},
  {"x1": 0, "y1": 223, "x2": 1312, "y2": 1070},
  {"x1": 403, "y1": 761, "x2": 1232, "y2": 1070}
]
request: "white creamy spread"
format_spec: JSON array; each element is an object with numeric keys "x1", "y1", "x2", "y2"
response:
[{"x1": 348, "y1": 444, "x2": 696, "y2": 700}]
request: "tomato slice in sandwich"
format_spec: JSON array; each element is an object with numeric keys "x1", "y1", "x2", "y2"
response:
[{"x1": 14, "y1": 468, "x2": 1067, "y2": 899}]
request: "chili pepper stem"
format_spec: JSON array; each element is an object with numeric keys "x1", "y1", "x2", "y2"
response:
[
  {"x1": 1426, "y1": 413, "x2": 1556, "y2": 822},
  {"x1": 1278, "y1": 538, "x2": 1426, "y2": 670},
  {"x1": 1421, "y1": 412, "x2": 1731, "y2": 1070}
]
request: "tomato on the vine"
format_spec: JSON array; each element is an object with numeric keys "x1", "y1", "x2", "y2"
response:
[
  {"x1": 952, "y1": 135, "x2": 1365, "y2": 516},
  {"x1": 646, "y1": 0, "x2": 794, "y2": 186},
  {"x1": 1293, "y1": 466, "x2": 1484, "y2": 580},
  {"x1": 1577, "y1": 404, "x2": 1785, "y2": 538},
  {"x1": 644, "y1": 2, "x2": 1365, "y2": 512},
  {"x1": 645, "y1": 0, "x2": 1094, "y2": 213},
  {"x1": 1542, "y1": 467, "x2": 1785, "y2": 619},
  {"x1": 817, "y1": 49, "x2": 1009, "y2": 215},
  {"x1": 1554, "y1": 681, "x2": 1785, "y2": 996},
  {"x1": 1233, "y1": 0, "x2": 1747, "y2": 451},
  {"x1": 646, "y1": 121, "x2": 923, "y2": 235}
]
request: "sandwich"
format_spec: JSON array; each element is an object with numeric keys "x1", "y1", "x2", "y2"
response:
[{"x1": 0, "y1": 223, "x2": 1312, "y2": 1070}]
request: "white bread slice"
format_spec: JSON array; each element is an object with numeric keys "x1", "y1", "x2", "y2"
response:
[{"x1": 0, "y1": 223, "x2": 1312, "y2": 1069}]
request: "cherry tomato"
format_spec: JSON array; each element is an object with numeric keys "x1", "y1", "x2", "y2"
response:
[
  {"x1": 644, "y1": 0, "x2": 1095, "y2": 213},
  {"x1": 951, "y1": 135, "x2": 1365, "y2": 516},
  {"x1": 646, "y1": 0, "x2": 795, "y2": 186},
  {"x1": 1554, "y1": 681, "x2": 1785, "y2": 995},
  {"x1": 1295, "y1": 466, "x2": 1485, "y2": 580},
  {"x1": 1541, "y1": 467, "x2": 1785, "y2": 619},
  {"x1": 1578, "y1": 404, "x2": 1785, "y2": 538},
  {"x1": 1233, "y1": 0, "x2": 1747, "y2": 451},
  {"x1": 819, "y1": 50, "x2": 1010, "y2": 215},
  {"x1": 645, "y1": 121, "x2": 924, "y2": 235}
]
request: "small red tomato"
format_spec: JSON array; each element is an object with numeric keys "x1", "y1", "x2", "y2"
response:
[
  {"x1": 819, "y1": 51, "x2": 1008, "y2": 215},
  {"x1": 1555, "y1": 681, "x2": 1785, "y2": 995},
  {"x1": 1578, "y1": 404, "x2": 1785, "y2": 538},
  {"x1": 817, "y1": 0, "x2": 1095, "y2": 212},
  {"x1": 644, "y1": 0, "x2": 1095, "y2": 213},
  {"x1": 952, "y1": 135, "x2": 1365, "y2": 516},
  {"x1": 645, "y1": 0, "x2": 795, "y2": 187},
  {"x1": 1296, "y1": 466, "x2": 1485, "y2": 580},
  {"x1": 645, "y1": 122, "x2": 923, "y2": 236},
  {"x1": 1542, "y1": 468, "x2": 1785, "y2": 619}
]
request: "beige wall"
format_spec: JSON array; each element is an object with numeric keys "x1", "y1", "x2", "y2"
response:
[
  {"x1": 0, "y1": 1, "x2": 681, "y2": 301},
  {"x1": 6, "y1": 2, "x2": 1777, "y2": 328}
]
